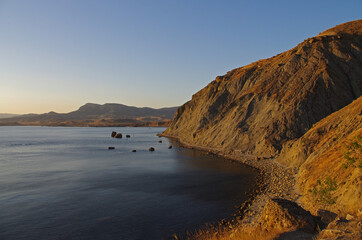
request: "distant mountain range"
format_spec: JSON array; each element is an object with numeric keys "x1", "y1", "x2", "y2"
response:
[
  {"x1": 0, "y1": 113, "x2": 19, "y2": 119},
  {"x1": 0, "y1": 103, "x2": 178, "y2": 127}
]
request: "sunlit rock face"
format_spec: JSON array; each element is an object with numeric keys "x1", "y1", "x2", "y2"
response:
[{"x1": 163, "y1": 20, "x2": 362, "y2": 157}]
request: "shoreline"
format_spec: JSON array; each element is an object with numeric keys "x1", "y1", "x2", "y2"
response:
[{"x1": 160, "y1": 133, "x2": 301, "y2": 234}]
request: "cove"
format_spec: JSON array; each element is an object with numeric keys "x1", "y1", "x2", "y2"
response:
[{"x1": 0, "y1": 126, "x2": 259, "y2": 240}]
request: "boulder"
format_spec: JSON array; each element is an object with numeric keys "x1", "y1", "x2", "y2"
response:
[
  {"x1": 168, "y1": 145, "x2": 172, "y2": 149},
  {"x1": 158, "y1": 140, "x2": 162, "y2": 143},
  {"x1": 259, "y1": 198, "x2": 319, "y2": 233},
  {"x1": 317, "y1": 216, "x2": 361, "y2": 240},
  {"x1": 126, "y1": 135, "x2": 131, "y2": 138},
  {"x1": 108, "y1": 146, "x2": 115, "y2": 150},
  {"x1": 131, "y1": 149, "x2": 136, "y2": 152},
  {"x1": 317, "y1": 209, "x2": 338, "y2": 224},
  {"x1": 115, "y1": 133, "x2": 122, "y2": 138},
  {"x1": 111, "y1": 131, "x2": 117, "y2": 137},
  {"x1": 148, "y1": 147, "x2": 155, "y2": 151}
]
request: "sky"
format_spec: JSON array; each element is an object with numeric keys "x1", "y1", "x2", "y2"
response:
[{"x1": 0, "y1": 0, "x2": 361, "y2": 114}]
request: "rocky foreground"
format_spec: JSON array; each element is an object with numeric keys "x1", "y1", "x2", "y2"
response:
[{"x1": 164, "y1": 20, "x2": 362, "y2": 239}]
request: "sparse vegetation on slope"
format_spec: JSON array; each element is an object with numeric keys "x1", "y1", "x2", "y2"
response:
[
  {"x1": 342, "y1": 135, "x2": 362, "y2": 169},
  {"x1": 285, "y1": 97, "x2": 362, "y2": 216},
  {"x1": 310, "y1": 177, "x2": 338, "y2": 205}
]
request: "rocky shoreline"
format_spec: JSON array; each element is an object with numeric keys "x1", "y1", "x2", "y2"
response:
[
  {"x1": 162, "y1": 134, "x2": 321, "y2": 239},
  {"x1": 161, "y1": 137, "x2": 294, "y2": 206},
  {"x1": 163, "y1": 134, "x2": 362, "y2": 240}
]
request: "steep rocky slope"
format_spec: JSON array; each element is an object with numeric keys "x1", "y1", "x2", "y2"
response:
[
  {"x1": 162, "y1": 20, "x2": 362, "y2": 157},
  {"x1": 281, "y1": 97, "x2": 361, "y2": 216}
]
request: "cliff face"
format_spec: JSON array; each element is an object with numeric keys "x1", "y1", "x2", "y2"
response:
[{"x1": 163, "y1": 20, "x2": 362, "y2": 157}]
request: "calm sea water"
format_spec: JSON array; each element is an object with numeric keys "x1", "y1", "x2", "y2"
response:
[{"x1": 0, "y1": 127, "x2": 258, "y2": 240}]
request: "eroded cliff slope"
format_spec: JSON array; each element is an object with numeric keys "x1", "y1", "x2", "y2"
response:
[
  {"x1": 163, "y1": 20, "x2": 362, "y2": 157},
  {"x1": 283, "y1": 96, "x2": 361, "y2": 215}
]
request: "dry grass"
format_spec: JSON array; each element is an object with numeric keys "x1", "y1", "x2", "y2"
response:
[{"x1": 181, "y1": 224, "x2": 287, "y2": 240}]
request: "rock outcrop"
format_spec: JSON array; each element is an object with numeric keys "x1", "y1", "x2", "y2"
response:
[
  {"x1": 317, "y1": 216, "x2": 362, "y2": 240},
  {"x1": 259, "y1": 198, "x2": 319, "y2": 233},
  {"x1": 162, "y1": 20, "x2": 362, "y2": 157}
]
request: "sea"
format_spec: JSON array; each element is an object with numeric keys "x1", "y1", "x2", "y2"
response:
[{"x1": 0, "y1": 126, "x2": 258, "y2": 240}]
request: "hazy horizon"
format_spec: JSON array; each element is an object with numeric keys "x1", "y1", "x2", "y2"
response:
[
  {"x1": 0, "y1": 102, "x2": 179, "y2": 115},
  {"x1": 1, "y1": 0, "x2": 361, "y2": 114}
]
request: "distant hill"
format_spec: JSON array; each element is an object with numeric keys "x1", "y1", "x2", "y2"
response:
[
  {"x1": 0, "y1": 103, "x2": 178, "y2": 127},
  {"x1": 0, "y1": 114, "x2": 19, "y2": 119}
]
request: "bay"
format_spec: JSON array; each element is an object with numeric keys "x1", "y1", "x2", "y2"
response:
[{"x1": 0, "y1": 126, "x2": 258, "y2": 240}]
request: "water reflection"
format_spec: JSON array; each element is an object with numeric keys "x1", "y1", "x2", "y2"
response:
[{"x1": 0, "y1": 127, "x2": 259, "y2": 240}]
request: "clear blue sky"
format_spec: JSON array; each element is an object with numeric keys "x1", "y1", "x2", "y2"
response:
[{"x1": 0, "y1": 0, "x2": 361, "y2": 114}]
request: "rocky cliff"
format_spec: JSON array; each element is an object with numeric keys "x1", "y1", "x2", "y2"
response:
[{"x1": 162, "y1": 20, "x2": 362, "y2": 157}]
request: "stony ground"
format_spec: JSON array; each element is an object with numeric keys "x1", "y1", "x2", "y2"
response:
[
  {"x1": 168, "y1": 138, "x2": 361, "y2": 239},
  {"x1": 221, "y1": 154, "x2": 301, "y2": 225}
]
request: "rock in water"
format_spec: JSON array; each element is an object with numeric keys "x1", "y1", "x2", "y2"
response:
[
  {"x1": 108, "y1": 147, "x2": 115, "y2": 150},
  {"x1": 148, "y1": 147, "x2": 155, "y2": 151},
  {"x1": 126, "y1": 135, "x2": 131, "y2": 138},
  {"x1": 168, "y1": 145, "x2": 172, "y2": 149},
  {"x1": 162, "y1": 20, "x2": 362, "y2": 157},
  {"x1": 115, "y1": 133, "x2": 122, "y2": 138},
  {"x1": 111, "y1": 131, "x2": 117, "y2": 137}
]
